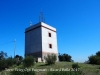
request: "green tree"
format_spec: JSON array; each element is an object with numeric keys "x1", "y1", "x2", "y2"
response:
[
  {"x1": 0, "y1": 51, "x2": 7, "y2": 60},
  {"x1": 14, "y1": 55, "x2": 23, "y2": 66},
  {"x1": 88, "y1": 51, "x2": 100, "y2": 65},
  {"x1": 96, "y1": 51, "x2": 100, "y2": 56},
  {"x1": 58, "y1": 53, "x2": 72, "y2": 62}
]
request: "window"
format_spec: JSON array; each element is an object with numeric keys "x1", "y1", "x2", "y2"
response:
[
  {"x1": 49, "y1": 44, "x2": 52, "y2": 48},
  {"x1": 48, "y1": 32, "x2": 51, "y2": 37}
]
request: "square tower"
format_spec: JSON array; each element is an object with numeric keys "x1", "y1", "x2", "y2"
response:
[{"x1": 25, "y1": 22, "x2": 58, "y2": 62}]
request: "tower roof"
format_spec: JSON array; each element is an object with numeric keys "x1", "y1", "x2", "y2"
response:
[{"x1": 25, "y1": 22, "x2": 56, "y2": 33}]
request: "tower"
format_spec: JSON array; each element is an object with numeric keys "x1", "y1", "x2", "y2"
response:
[{"x1": 25, "y1": 22, "x2": 58, "y2": 62}]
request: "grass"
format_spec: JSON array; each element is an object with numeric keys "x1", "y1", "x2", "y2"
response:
[{"x1": 0, "y1": 62, "x2": 100, "y2": 75}]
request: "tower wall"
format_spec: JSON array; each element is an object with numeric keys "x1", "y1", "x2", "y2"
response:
[
  {"x1": 25, "y1": 27, "x2": 42, "y2": 58},
  {"x1": 41, "y1": 22, "x2": 58, "y2": 61}
]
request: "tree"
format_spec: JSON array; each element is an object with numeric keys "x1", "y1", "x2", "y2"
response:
[
  {"x1": 88, "y1": 51, "x2": 100, "y2": 65},
  {"x1": 88, "y1": 55, "x2": 97, "y2": 64},
  {"x1": 14, "y1": 55, "x2": 23, "y2": 65},
  {"x1": 58, "y1": 53, "x2": 72, "y2": 62},
  {"x1": 0, "y1": 51, "x2": 7, "y2": 60},
  {"x1": 96, "y1": 51, "x2": 100, "y2": 56},
  {"x1": 15, "y1": 55, "x2": 23, "y2": 60}
]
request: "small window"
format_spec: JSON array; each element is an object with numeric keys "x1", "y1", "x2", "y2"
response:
[
  {"x1": 48, "y1": 32, "x2": 51, "y2": 37},
  {"x1": 49, "y1": 44, "x2": 52, "y2": 48}
]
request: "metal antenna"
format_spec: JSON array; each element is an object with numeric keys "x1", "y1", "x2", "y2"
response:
[
  {"x1": 0, "y1": 40, "x2": 16, "y2": 58},
  {"x1": 14, "y1": 39, "x2": 16, "y2": 58},
  {"x1": 39, "y1": 9, "x2": 45, "y2": 22},
  {"x1": 30, "y1": 21, "x2": 32, "y2": 26}
]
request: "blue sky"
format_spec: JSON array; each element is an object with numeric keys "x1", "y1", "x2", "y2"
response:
[{"x1": 0, "y1": 0, "x2": 100, "y2": 62}]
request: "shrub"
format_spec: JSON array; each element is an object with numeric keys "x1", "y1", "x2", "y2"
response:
[
  {"x1": 0, "y1": 59, "x2": 7, "y2": 71},
  {"x1": 72, "y1": 63, "x2": 80, "y2": 69},
  {"x1": 0, "y1": 57, "x2": 16, "y2": 71},
  {"x1": 6, "y1": 57, "x2": 16, "y2": 66},
  {"x1": 23, "y1": 56, "x2": 34, "y2": 67},
  {"x1": 44, "y1": 54, "x2": 57, "y2": 65}
]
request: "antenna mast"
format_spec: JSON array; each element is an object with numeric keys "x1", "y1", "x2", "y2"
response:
[
  {"x1": 39, "y1": 9, "x2": 45, "y2": 22},
  {"x1": 14, "y1": 39, "x2": 16, "y2": 57},
  {"x1": 30, "y1": 21, "x2": 32, "y2": 26}
]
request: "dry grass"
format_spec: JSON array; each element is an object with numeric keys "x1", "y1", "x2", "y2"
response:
[{"x1": 0, "y1": 62, "x2": 100, "y2": 75}]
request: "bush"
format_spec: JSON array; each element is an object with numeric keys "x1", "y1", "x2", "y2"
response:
[
  {"x1": 72, "y1": 63, "x2": 80, "y2": 69},
  {"x1": 6, "y1": 57, "x2": 16, "y2": 66},
  {"x1": 0, "y1": 59, "x2": 7, "y2": 71},
  {"x1": 46, "y1": 70, "x2": 83, "y2": 75},
  {"x1": 23, "y1": 56, "x2": 34, "y2": 67},
  {"x1": 44, "y1": 54, "x2": 57, "y2": 65},
  {"x1": 0, "y1": 57, "x2": 15, "y2": 71}
]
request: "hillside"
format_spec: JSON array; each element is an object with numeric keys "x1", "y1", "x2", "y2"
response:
[{"x1": 0, "y1": 62, "x2": 100, "y2": 75}]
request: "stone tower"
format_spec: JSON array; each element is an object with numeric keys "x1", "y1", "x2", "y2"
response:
[{"x1": 25, "y1": 22, "x2": 58, "y2": 62}]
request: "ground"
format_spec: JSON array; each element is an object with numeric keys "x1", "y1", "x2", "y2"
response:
[{"x1": 0, "y1": 62, "x2": 100, "y2": 75}]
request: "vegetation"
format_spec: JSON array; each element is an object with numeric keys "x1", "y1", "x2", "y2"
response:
[
  {"x1": 58, "y1": 53, "x2": 73, "y2": 62},
  {"x1": 14, "y1": 55, "x2": 23, "y2": 66},
  {"x1": 96, "y1": 51, "x2": 100, "y2": 56},
  {"x1": 44, "y1": 54, "x2": 57, "y2": 65},
  {"x1": 72, "y1": 63, "x2": 80, "y2": 69},
  {"x1": 0, "y1": 57, "x2": 16, "y2": 71},
  {"x1": 0, "y1": 51, "x2": 23, "y2": 71},
  {"x1": 0, "y1": 51, "x2": 7, "y2": 60},
  {"x1": 0, "y1": 61, "x2": 100, "y2": 75},
  {"x1": 0, "y1": 51, "x2": 15, "y2": 71},
  {"x1": 0, "y1": 51, "x2": 100, "y2": 75},
  {"x1": 88, "y1": 51, "x2": 100, "y2": 65},
  {"x1": 23, "y1": 55, "x2": 35, "y2": 67}
]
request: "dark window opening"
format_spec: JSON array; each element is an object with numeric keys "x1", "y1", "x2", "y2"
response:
[
  {"x1": 48, "y1": 33, "x2": 51, "y2": 37},
  {"x1": 49, "y1": 44, "x2": 52, "y2": 48}
]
